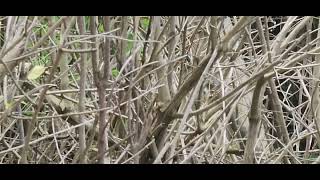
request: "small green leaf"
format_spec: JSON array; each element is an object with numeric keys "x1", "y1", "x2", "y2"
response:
[
  {"x1": 5, "y1": 101, "x2": 14, "y2": 109},
  {"x1": 27, "y1": 65, "x2": 46, "y2": 80},
  {"x1": 98, "y1": 23, "x2": 104, "y2": 33},
  {"x1": 126, "y1": 32, "x2": 134, "y2": 54},
  {"x1": 112, "y1": 68, "x2": 119, "y2": 77},
  {"x1": 141, "y1": 17, "x2": 150, "y2": 30},
  {"x1": 23, "y1": 111, "x2": 33, "y2": 116},
  {"x1": 111, "y1": 46, "x2": 116, "y2": 55}
]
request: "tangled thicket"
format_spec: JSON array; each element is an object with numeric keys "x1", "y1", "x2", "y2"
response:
[{"x1": 0, "y1": 16, "x2": 320, "y2": 164}]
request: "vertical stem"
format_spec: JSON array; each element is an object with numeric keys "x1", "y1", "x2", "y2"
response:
[
  {"x1": 102, "y1": 15, "x2": 111, "y2": 162},
  {"x1": 167, "y1": 16, "x2": 177, "y2": 96},
  {"x1": 178, "y1": 17, "x2": 188, "y2": 88},
  {"x1": 77, "y1": 16, "x2": 87, "y2": 164},
  {"x1": 244, "y1": 78, "x2": 266, "y2": 164},
  {"x1": 153, "y1": 16, "x2": 172, "y2": 112},
  {"x1": 90, "y1": 16, "x2": 107, "y2": 164},
  {"x1": 118, "y1": 16, "x2": 128, "y2": 69}
]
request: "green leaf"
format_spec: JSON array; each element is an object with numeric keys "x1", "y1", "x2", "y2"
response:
[
  {"x1": 23, "y1": 111, "x2": 33, "y2": 116},
  {"x1": 98, "y1": 23, "x2": 104, "y2": 33},
  {"x1": 5, "y1": 101, "x2": 14, "y2": 109},
  {"x1": 126, "y1": 32, "x2": 134, "y2": 54},
  {"x1": 141, "y1": 17, "x2": 150, "y2": 30},
  {"x1": 112, "y1": 68, "x2": 119, "y2": 77},
  {"x1": 32, "y1": 53, "x2": 51, "y2": 66},
  {"x1": 111, "y1": 46, "x2": 116, "y2": 55},
  {"x1": 27, "y1": 65, "x2": 46, "y2": 80}
]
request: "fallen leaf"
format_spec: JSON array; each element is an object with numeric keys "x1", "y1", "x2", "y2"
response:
[{"x1": 27, "y1": 65, "x2": 46, "y2": 80}]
